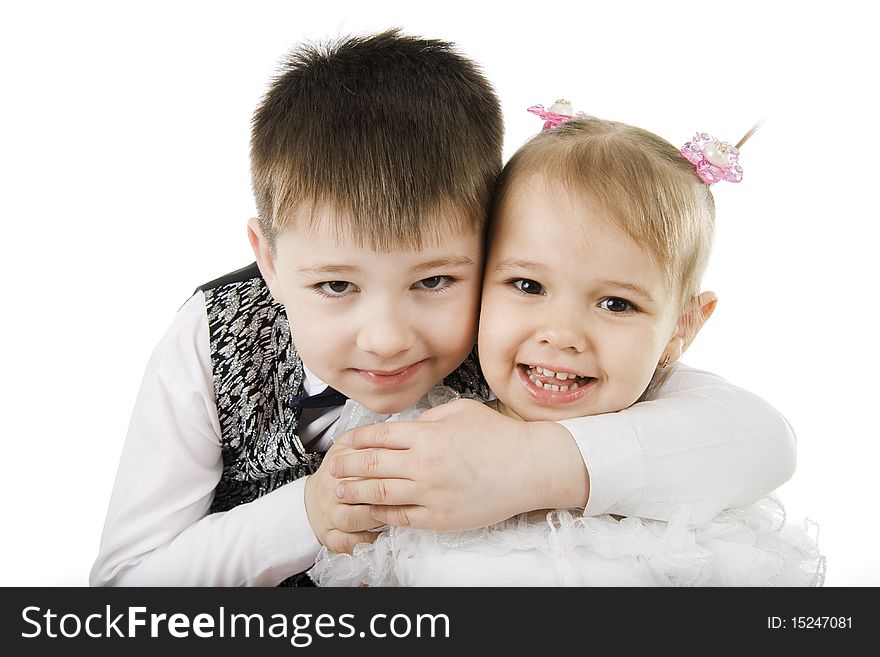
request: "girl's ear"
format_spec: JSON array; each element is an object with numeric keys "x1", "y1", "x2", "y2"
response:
[
  {"x1": 659, "y1": 291, "x2": 718, "y2": 367},
  {"x1": 247, "y1": 217, "x2": 285, "y2": 304}
]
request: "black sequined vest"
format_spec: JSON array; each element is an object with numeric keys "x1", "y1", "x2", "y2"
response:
[{"x1": 197, "y1": 263, "x2": 488, "y2": 586}]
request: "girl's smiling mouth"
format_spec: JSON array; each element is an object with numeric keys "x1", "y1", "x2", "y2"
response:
[{"x1": 517, "y1": 364, "x2": 596, "y2": 403}]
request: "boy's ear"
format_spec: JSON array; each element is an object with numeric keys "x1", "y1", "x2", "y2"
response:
[
  {"x1": 247, "y1": 217, "x2": 285, "y2": 304},
  {"x1": 661, "y1": 291, "x2": 718, "y2": 366}
]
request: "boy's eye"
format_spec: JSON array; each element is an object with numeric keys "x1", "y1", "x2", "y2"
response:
[
  {"x1": 512, "y1": 278, "x2": 544, "y2": 295},
  {"x1": 599, "y1": 297, "x2": 636, "y2": 313},
  {"x1": 319, "y1": 281, "x2": 355, "y2": 296},
  {"x1": 414, "y1": 275, "x2": 452, "y2": 291}
]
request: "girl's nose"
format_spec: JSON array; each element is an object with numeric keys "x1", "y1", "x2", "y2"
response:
[{"x1": 534, "y1": 320, "x2": 588, "y2": 353}]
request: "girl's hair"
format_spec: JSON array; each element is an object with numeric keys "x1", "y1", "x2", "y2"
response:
[{"x1": 490, "y1": 117, "x2": 716, "y2": 400}]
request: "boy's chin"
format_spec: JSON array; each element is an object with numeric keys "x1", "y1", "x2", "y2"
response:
[
  {"x1": 361, "y1": 398, "x2": 419, "y2": 416},
  {"x1": 357, "y1": 389, "x2": 431, "y2": 416}
]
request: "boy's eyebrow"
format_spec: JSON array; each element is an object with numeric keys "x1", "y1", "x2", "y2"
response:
[
  {"x1": 295, "y1": 257, "x2": 474, "y2": 278},
  {"x1": 295, "y1": 264, "x2": 361, "y2": 277},
  {"x1": 411, "y1": 256, "x2": 475, "y2": 274}
]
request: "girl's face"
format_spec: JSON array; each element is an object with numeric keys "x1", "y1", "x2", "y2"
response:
[{"x1": 478, "y1": 175, "x2": 683, "y2": 422}]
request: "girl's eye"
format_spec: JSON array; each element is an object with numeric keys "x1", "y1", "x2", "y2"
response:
[
  {"x1": 414, "y1": 275, "x2": 451, "y2": 290},
  {"x1": 512, "y1": 278, "x2": 544, "y2": 295},
  {"x1": 599, "y1": 297, "x2": 636, "y2": 313},
  {"x1": 319, "y1": 281, "x2": 355, "y2": 296}
]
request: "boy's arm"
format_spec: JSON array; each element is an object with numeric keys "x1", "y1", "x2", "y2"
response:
[
  {"x1": 90, "y1": 293, "x2": 321, "y2": 586},
  {"x1": 556, "y1": 363, "x2": 797, "y2": 524},
  {"x1": 331, "y1": 363, "x2": 796, "y2": 529}
]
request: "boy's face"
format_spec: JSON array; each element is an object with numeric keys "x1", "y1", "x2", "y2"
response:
[
  {"x1": 252, "y1": 213, "x2": 483, "y2": 414},
  {"x1": 478, "y1": 176, "x2": 682, "y2": 422}
]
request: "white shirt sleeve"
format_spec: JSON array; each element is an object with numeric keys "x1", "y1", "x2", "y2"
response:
[
  {"x1": 89, "y1": 292, "x2": 322, "y2": 586},
  {"x1": 557, "y1": 363, "x2": 797, "y2": 525}
]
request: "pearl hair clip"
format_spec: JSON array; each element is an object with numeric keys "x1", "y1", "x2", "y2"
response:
[
  {"x1": 680, "y1": 122, "x2": 761, "y2": 185},
  {"x1": 527, "y1": 99, "x2": 587, "y2": 131},
  {"x1": 530, "y1": 99, "x2": 759, "y2": 186},
  {"x1": 679, "y1": 133, "x2": 744, "y2": 185}
]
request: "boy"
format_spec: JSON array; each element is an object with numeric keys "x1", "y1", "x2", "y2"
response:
[{"x1": 91, "y1": 30, "x2": 795, "y2": 586}]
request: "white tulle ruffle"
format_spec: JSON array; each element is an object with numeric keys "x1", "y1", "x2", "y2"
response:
[{"x1": 308, "y1": 498, "x2": 824, "y2": 587}]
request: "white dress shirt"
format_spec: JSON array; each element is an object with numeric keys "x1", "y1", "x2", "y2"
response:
[{"x1": 90, "y1": 292, "x2": 796, "y2": 586}]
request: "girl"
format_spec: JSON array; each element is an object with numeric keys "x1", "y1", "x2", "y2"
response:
[{"x1": 308, "y1": 112, "x2": 824, "y2": 586}]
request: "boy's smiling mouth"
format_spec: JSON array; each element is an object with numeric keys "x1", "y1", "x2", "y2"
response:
[{"x1": 353, "y1": 360, "x2": 427, "y2": 387}]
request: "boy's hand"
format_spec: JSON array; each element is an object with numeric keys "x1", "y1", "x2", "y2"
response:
[
  {"x1": 329, "y1": 399, "x2": 589, "y2": 531},
  {"x1": 304, "y1": 442, "x2": 385, "y2": 554}
]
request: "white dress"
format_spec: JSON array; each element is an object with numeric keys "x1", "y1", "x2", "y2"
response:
[{"x1": 309, "y1": 388, "x2": 825, "y2": 587}]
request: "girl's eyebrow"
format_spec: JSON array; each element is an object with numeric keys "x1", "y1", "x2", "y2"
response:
[
  {"x1": 492, "y1": 259, "x2": 544, "y2": 273},
  {"x1": 411, "y1": 256, "x2": 475, "y2": 274},
  {"x1": 599, "y1": 279, "x2": 656, "y2": 303},
  {"x1": 491, "y1": 260, "x2": 656, "y2": 303}
]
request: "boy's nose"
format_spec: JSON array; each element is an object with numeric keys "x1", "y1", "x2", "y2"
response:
[{"x1": 356, "y1": 313, "x2": 416, "y2": 358}]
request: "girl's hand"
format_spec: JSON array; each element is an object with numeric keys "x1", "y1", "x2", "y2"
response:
[{"x1": 329, "y1": 399, "x2": 589, "y2": 530}]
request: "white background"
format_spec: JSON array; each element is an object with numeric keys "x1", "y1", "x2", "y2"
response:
[{"x1": 1, "y1": 0, "x2": 877, "y2": 587}]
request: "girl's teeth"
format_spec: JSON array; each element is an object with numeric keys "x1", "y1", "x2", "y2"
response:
[
  {"x1": 527, "y1": 365, "x2": 586, "y2": 391},
  {"x1": 528, "y1": 370, "x2": 583, "y2": 392},
  {"x1": 532, "y1": 366, "x2": 576, "y2": 381}
]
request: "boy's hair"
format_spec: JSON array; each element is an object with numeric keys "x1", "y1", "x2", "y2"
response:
[
  {"x1": 251, "y1": 29, "x2": 503, "y2": 251},
  {"x1": 491, "y1": 117, "x2": 716, "y2": 400}
]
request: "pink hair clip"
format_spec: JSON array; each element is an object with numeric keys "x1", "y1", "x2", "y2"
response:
[
  {"x1": 680, "y1": 132, "x2": 743, "y2": 185},
  {"x1": 528, "y1": 99, "x2": 587, "y2": 131}
]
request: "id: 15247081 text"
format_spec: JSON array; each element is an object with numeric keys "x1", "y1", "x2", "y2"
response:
[{"x1": 768, "y1": 617, "x2": 852, "y2": 629}]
